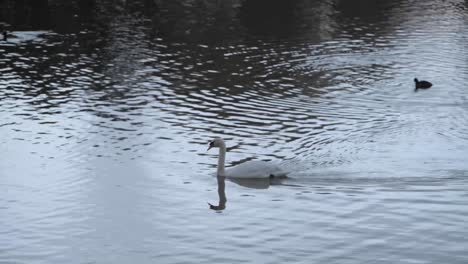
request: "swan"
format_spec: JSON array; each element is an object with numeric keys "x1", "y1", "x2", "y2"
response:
[
  {"x1": 414, "y1": 78, "x2": 432, "y2": 89},
  {"x1": 207, "y1": 137, "x2": 287, "y2": 179}
]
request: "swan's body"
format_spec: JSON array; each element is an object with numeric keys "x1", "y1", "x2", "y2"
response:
[
  {"x1": 414, "y1": 78, "x2": 432, "y2": 89},
  {"x1": 208, "y1": 138, "x2": 287, "y2": 179},
  {"x1": 225, "y1": 160, "x2": 286, "y2": 178}
]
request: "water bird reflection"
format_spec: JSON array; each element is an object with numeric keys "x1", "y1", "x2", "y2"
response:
[
  {"x1": 208, "y1": 176, "x2": 227, "y2": 211},
  {"x1": 208, "y1": 175, "x2": 287, "y2": 211}
]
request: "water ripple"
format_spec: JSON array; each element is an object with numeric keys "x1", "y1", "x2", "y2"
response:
[{"x1": 1, "y1": 1, "x2": 468, "y2": 263}]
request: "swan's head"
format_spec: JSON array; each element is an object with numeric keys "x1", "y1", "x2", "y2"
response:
[
  {"x1": 414, "y1": 78, "x2": 419, "y2": 83},
  {"x1": 207, "y1": 137, "x2": 225, "y2": 151}
]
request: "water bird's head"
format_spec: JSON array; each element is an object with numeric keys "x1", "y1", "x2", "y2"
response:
[{"x1": 207, "y1": 137, "x2": 225, "y2": 151}]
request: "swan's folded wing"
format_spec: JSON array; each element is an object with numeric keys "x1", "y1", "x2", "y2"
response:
[{"x1": 225, "y1": 160, "x2": 286, "y2": 179}]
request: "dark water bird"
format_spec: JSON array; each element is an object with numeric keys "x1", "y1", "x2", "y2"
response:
[
  {"x1": 414, "y1": 78, "x2": 432, "y2": 90},
  {"x1": 1, "y1": 21, "x2": 10, "y2": 41}
]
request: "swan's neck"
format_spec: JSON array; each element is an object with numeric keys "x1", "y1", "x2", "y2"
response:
[{"x1": 217, "y1": 144, "x2": 226, "y2": 176}]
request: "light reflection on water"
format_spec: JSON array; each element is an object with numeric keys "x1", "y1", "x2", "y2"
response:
[{"x1": 1, "y1": 0, "x2": 468, "y2": 263}]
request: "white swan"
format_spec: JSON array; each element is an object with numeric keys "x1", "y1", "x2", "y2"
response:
[{"x1": 207, "y1": 137, "x2": 287, "y2": 179}]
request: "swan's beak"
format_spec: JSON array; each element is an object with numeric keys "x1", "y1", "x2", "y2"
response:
[{"x1": 207, "y1": 145, "x2": 212, "y2": 151}]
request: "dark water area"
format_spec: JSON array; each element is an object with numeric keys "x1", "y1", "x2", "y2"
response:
[{"x1": 1, "y1": 0, "x2": 468, "y2": 263}]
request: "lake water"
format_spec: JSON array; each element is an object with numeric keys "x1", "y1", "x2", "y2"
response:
[{"x1": 1, "y1": 0, "x2": 468, "y2": 263}]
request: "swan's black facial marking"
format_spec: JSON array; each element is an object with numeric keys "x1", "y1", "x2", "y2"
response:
[{"x1": 207, "y1": 140, "x2": 214, "y2": 151}]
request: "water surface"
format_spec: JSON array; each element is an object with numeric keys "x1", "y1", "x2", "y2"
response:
[{"x1": 1, "y1": 0, "x2": 468, "y2": 263}]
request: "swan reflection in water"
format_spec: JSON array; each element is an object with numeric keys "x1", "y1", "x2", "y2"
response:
[
  {"x1": 208, "y1": 176, "x2": 227, "y2": 211},
  {"x1": 208, "y1": 175, "x2": 286, "y2": 211}
]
